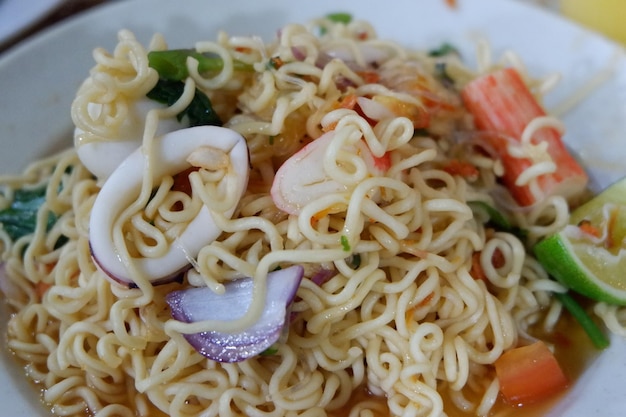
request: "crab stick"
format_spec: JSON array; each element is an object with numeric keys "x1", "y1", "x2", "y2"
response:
[{"x1": 461, "y1": 67, "x2": 588, "y2": 206}]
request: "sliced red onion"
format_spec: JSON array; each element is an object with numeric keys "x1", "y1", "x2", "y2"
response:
[
  {"x1": 291, "y1": 46, "x2": 307, "y2": 61},
  {"x1": 335, "y1": 76, "x2": 359, "y2": 91},
  {"x1": 89, "y1": 126, "x2": 249, "y2": 287},
  {"x1": 310, "y1": 267, "x2": 337, "y2": 286},
  {"x1": 166, "y1": 265, "x2": 304, "y2": 363}
]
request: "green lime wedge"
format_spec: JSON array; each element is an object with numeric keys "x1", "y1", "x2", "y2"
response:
[{"x1": 534, "y1": 176, "x2": 626, "y2": 305}]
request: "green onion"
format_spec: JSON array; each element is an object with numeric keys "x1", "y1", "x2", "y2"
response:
[
  {"x1": 148, "y1": 49, "x2": 253, "y2": 81},
  {"x1": 468, "y1": 200, "x2": 528, "y2": 240},
  {"x1": 554, "y1": 291, "x2": 610, "y2": 350},
  {"x1": 468, "y1": 201, "x2": 511, "y2": 230},
  {"x1": 326, "y1": 12, "x2": 352, "y2": 24},
  {"x1": 319, "y1": 13, "x2": 353, "y2": 36},
  {"x1": 340, "y1": 235, "x2": 351, "y2": 252}
]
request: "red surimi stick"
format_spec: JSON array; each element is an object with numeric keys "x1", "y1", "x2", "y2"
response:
[{"x1": 461, "y1": 67, "x2": 588, "y2": 206}]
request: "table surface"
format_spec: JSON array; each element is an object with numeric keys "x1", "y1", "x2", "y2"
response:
[{"x1": 0, "y1": 0, "x2": 110, "y2": 54}]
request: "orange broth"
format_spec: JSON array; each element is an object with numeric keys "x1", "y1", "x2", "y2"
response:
[
  {"x1": 329, "y1": 307, "x2": 599, "y2": 417},
  {"x1": 18, "y1": 298, "x2": 598, "y2": 417}
]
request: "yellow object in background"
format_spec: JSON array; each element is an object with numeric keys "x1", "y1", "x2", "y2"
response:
[{"x1": 560, "y1": 0, "x2": 626, "y2": 45}]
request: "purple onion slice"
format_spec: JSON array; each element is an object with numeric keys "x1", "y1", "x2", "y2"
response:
[{"x1": 166, "y1": 265, "x2": 304, "y2": 363}]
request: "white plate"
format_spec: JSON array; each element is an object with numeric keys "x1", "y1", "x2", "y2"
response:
[
  {"x1": 0, "y1": 0, "x2": 65, "y2": 46},
  {"x1": 1, "y1": 0, "x2": 625, "y2": 415}
]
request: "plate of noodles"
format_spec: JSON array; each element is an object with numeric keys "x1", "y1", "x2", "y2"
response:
[{"x1": 1, "y1": 0, "x2": 626, "y2": 416}]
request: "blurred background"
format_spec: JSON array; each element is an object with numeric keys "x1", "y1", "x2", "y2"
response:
[
  {"x1": 0, "y1": 0, "x2": 624, "y2": 55},
  {"x1": 558, "y1": 0, "x2": 626, "y2": 45}
]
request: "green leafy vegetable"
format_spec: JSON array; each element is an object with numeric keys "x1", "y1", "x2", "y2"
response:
[
  {"x1": 148, "y1": 49, "x2": 253, "y2": 81},
  {"x1": 428, "y1": 42, "x2": 459, "y2": 58},
  {"x1": 318, "y1": 12, "x2": 353, "y2": 36},
  {"x1": 553, "y1": 291, "x2": 610, "y2": 350},
  {"x1": 0, "y1": 186, "x2": 56, "y2": 242},
  {"x1": 147, "y1": 79, "x2": 222, "y2": 127},
  {"x1": 340, "y1": 235, "x2": 351, "y2": 252}
]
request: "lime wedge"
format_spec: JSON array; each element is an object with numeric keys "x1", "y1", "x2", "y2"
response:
[{"x1": 534, "y1": 176, "x2": 626, "y2": 305}]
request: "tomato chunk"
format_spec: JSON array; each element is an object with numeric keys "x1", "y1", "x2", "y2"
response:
[{"x1": 495, "y1": 341, "x2": 569, "y2": 406}]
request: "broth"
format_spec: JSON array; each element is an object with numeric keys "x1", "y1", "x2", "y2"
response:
[
  {"x1": 17, "y1": 291, "x2": 601, "y2": 417},
  {"x1": 330, "y1": 306, "x2": 600, "y2": 417}
]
